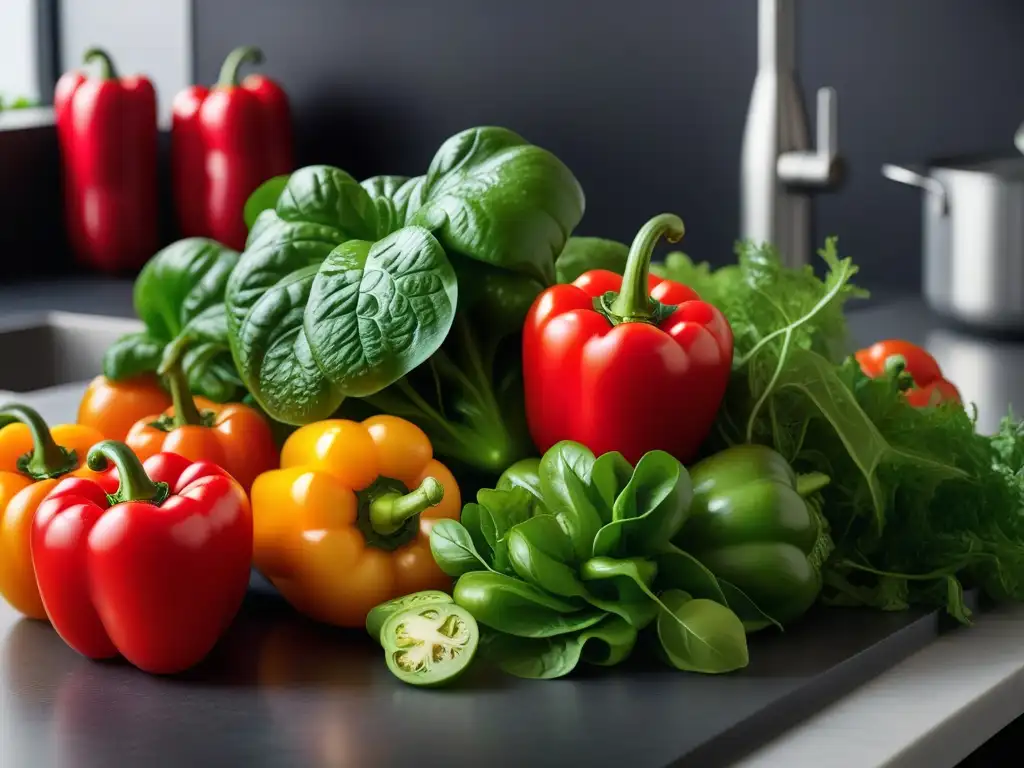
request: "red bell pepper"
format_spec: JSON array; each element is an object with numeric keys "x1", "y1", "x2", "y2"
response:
[
  {"x1": 855, "y1": 339, "x2": 962, "y2": 407},
  {"x1": 523, "y1": 213, "x2": 734, "y2": 465},
  {"x1": 31, "y1": 441, "x2": 252, "y2": 675},
  {"x1": 54, "y1": 48, "x2": 159, "y2": 273},
  {"x1": 171, "y1": 45, "x2": 294, "y2": 251}
]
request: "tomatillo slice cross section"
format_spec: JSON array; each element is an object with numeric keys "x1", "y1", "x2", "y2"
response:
[
  {"x1": 366, "y1": 590, "x2": 454, "y2": 643},
  {"x1": 382, "y1": 603, "x2": 479, "y2": 687}
]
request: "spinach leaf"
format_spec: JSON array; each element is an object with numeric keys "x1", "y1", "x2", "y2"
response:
[
  {"x1": 104, "y1": 238, "x2": 241, "y2": 400},
  {"x1": 360, "y1": 175, "x2": 425, "y2": 236},
  {"x1": 304, "y1": 227, "x2": 457, "y2": 397},
  {"x1": 458, "y1": 503, "x2": 493, "y2": 566},
  {"x1": 476, "y1": 487, "x2": 537, "y2": 573},
  {"x1": 497, "y1": 458, "x2": 545, "y2": 503},
  {"x1": 656, "y1": 590, "x2": 749, "y2": 673},
  {"x1": 555, "y1": 237, "x2": 629, "y2": 284},
  {"x1": 579, "y1": 557, "x2": 660, "y2": 629},
  {"x1": 718, "y1": 579, "x2": 783, "y2": 632},
  {"x1": 276, "y1": 165, "x2": 379, "y2": 236},
  {"x1": 409, "y1": 127, "x2": 585, "y2": 285},
  {"x1": 244, "y1": 174, "x2": 291, "y2": 230},
  {"x1": 590, "y1": 451, "x2": 633, "y2": 520},
  {"x1": 480, "y1": 615, "x2": 637, "y2": 680},
  {"x1": 229, "y1": 258, "x2": 341, "y2": 424},
  {"x1": 453, "y1": 571, "x2": 604, "y2": 638},
  {"x1": 429, "y1": 520, "x2": 493, "y2": 577},
  {"x1": 507, "y1": 515, "x2": 588, "y2": 600},
  {"x1": 103, "y1": 332, "x2": 165, "y2": 381},
  {"x1": 592, "y1": 451, "x2": 692, "y2": 558},
  {"x1": 654, "y1": 544, "x2": 728, "y2": 605},
  {"x1": 133, "y1": 237, "x2": 240, "y2": 342},
  {"x1": 228, "y1": 167, "x2": 459, "y2": 423},
  {"x1": 539, "y1": 441, "x2": 605, "y2": 562}
]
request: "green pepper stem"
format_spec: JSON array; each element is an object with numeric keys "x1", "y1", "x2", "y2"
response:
[
  {"x1": 369, "y1": 477, "x2": 444, "y2": 536},
  {"x1": 87, "y1": 440, "x2": 169, "y2": 506},
  {"x1": 162, "y1": 361, "x2": 203, "y2": 428},
  {"x1": 796, "y1": 472, "x2": 830, "y2": 497},
  {"x1": 217, "y1": 45, "x2": 264, "y2": 87},
  {"x1": 83, "y1": 48, "x2": 118, "y2": 80},
  {"x1": 0, "y1": 404, "x2": 77, "y2": 480},
  {"x1": 608, "y1": 214, "x2": 685, "y2": 322}
]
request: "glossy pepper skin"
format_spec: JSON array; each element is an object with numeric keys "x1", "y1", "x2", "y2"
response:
[
  {"x1": 54, "y1": 48, "x2": 158, "y2": 273},
  {"x1": 77, "y1": 375, "x2": 172, "y2": 441},
  {"x1": 676, "y1": 444, "x2": 834, "y2": 628},
  {"x1": 523, "y1": 214, "x2": 733, "y2": 466},
  {"x1": 172, "y1": 45, "x2": 294, "y2": 251},
  {"x1": 251, "y1": 415, "x2": 461, "y2": 628},
  {"x1": 855, "y1": 340, "x2": 961, "y2": 408},
  {"x1": 0, "y1": 405, "x2": 105, "y2": 619},
  {"x1": 32, "y1": 442, "x2": 252, "y2": 674},
  {"x1": 125, "y1": 358, "x2": 278, "y2": 492}
]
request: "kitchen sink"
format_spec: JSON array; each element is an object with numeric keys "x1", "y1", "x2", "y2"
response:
[{"x1": 0, "y1": 312, "x2": 142, "y2": 408}]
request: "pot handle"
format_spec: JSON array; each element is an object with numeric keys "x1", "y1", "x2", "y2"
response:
[
  {"x1": 1015, "y1": 122, "x2": 1024, "y2": 155},
  {"x1": 882, "y1": 164, "x2": 949, "y2": 217}
]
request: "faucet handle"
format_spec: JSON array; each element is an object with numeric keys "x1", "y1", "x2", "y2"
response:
[
  {"x1": 817, "y1": 86, "x2": 837, "y2": 157},
  {"x1": 778, "y1": 86, "x2": 844, "y2": 189}
]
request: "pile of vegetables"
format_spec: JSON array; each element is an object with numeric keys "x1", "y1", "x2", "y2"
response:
[{"x1": 12, "y1": 122, "x2": 1022, "y2": 684}]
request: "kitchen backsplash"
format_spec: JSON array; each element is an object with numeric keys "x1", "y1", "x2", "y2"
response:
[{"x1": 2, "y1": 0, "x2": 1022, "y2": 290}]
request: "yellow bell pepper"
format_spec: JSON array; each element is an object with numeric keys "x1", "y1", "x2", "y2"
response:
[
  {"x1": 0, "y1": 404, "x2": 105, "y2": 619},
  {"x1": 251, "y1": 414, "x2": 461, "y2": 628}
]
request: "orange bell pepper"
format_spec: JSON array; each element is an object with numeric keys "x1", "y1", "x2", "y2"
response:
[
  {"x1": 77, "y1": 374, "x2": 172, "y2": 441},
  {"x1": 124, "y1": 362, "x2": 278, "y2": 492},
  {"x1": 0, "y1": 404, "x2": 105, "y2": 618},
  {"x1": 251, "y1": 415, "x2": 461, "y2": 628}
]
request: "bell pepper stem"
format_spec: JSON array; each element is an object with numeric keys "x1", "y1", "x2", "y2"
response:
[
  {"x1": 160, "y1": 359, "x2": 203, "y2": 429},
  {"x1": 217, "y1": 45, "x2": 264, "y2": 87},
  {"x1": 0, "y1": 404, "x2": 77, "y2": 480},
  {"x1": 369, "y1": 477, "x2": 444, "y2": 536},
  {"x1": 608, "y1": 213, "x2": 686, "y2": 322},
  {"x1": 796, "y1": 472, "x2": 830, "y2": 497},
  {"x1": 83, "y1": 48, "x2": 118, "y2": 80},
  {"x1": 87, "y1": 440, "x2": 169, "y2": 506}
]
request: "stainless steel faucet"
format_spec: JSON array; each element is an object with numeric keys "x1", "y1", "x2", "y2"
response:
[{"x1": 740, "y1": 0, "x2": 844, "y2": 269}]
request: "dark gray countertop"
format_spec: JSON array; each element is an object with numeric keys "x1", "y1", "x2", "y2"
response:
[{"x1": 2, "y1": 281, "x2": 1023, "y2": 768}]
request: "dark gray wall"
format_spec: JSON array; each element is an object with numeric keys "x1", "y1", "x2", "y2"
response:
[{"x1": 196, "y1": 2, "x2": 1024, "y2": 291}]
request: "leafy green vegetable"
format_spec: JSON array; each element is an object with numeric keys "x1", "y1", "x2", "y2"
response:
[
  {"x1": 592, "y1": 450, "x2": 693, "y2": 558},
  {"x1": 507, "y1": 515, "x2": 588, "y2": 599},
  {"x1": 434, "y1": 441, "x2": 748, "y2": 679},
  {"x1": 660, "y1": 238, "x2": 1024, "y2": 622},
  {"x1": 460, "y1": 486, "x2": 540, "y2": 573},
  {"x1": 538, "y1": 441, "x2": 606, "y2": 561},
  {"x1": 453, "y1": 571, "x2": 604, "y2": 638},
  {"x1": 304, "y1": 228, "x2": 458, "y2": 397},
  {"x1": 429, "y1": 520, "x2": 493, "y2": 577},
  {"x1": 480, "y1": 614, "x2": 637, "y2": 679},
  {"x1": 555, "y1": 237, "x2": 629, "y2": 283},
  {"x1": 103, "y1": 237, "x2": 241, "y2": 400},
  {"x1": 228, "y1": 127, "x2": 584, "y2": 474},
  {"x1": 408, "y1": 127, "x2": 585, "y2": 285},
  {"x1": 656, "y1": 590, "x2": 749, "y2": 673},
  {"x1": 243, "y1": 174, "x2": 290, "y2": 230}
]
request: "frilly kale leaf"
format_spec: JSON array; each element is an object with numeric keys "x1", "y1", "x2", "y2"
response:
[{"x1": 663, "y1": 238, "x2": 1024, "y2": 622}]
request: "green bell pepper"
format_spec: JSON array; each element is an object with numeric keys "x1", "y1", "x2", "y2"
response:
[{"x1": 675, "y1": 444, "x2": 834, "y2": 627}]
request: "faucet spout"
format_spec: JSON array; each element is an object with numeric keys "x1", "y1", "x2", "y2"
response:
[
  {"x1": 758, "y1": 0, "x2": 796, "y2": 72},
  {"x1": 740, "y1": 0, "x2": 844, "y2": 269}
]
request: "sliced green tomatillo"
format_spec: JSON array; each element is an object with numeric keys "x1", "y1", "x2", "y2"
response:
[
  {"x1": 366, "y1": 590, "x2": 454, "y2": 643},
  {"x1": 382, "y1": 603, "x2": 479, "y2": 688}
]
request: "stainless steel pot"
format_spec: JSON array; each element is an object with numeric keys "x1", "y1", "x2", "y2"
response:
[{"x1": 882, "y1": 153, "x2": 1024, "y2": 333}]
